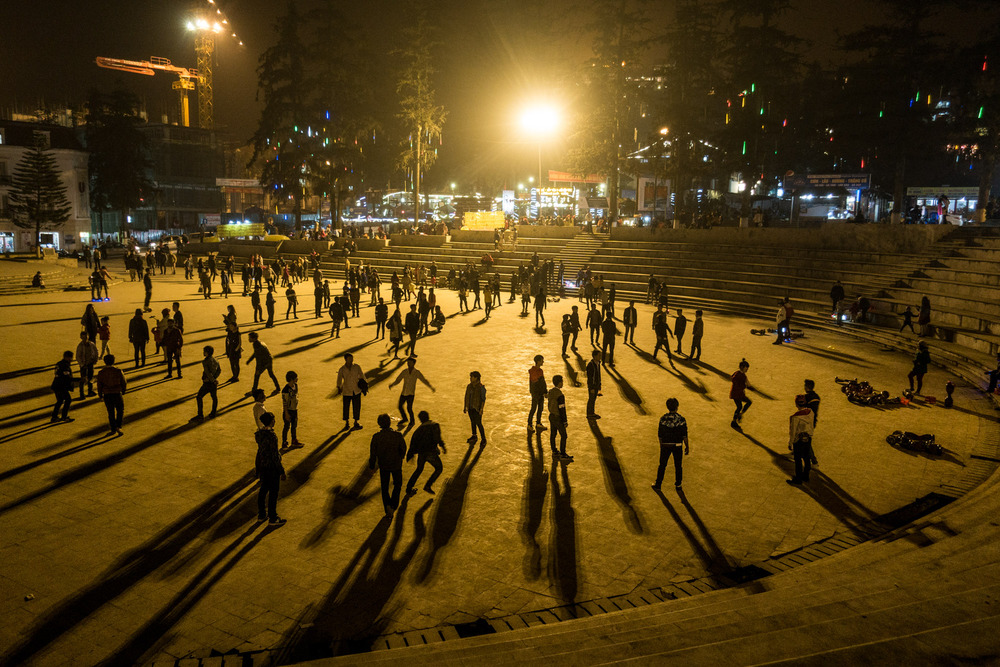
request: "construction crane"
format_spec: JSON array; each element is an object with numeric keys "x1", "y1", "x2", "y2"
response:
[
  {"x1": 95, "y1": 56, "x2": 198, "y2": 128},
  {"x1": 186, "y1": 1, "x2": 244, "y2": 131}
]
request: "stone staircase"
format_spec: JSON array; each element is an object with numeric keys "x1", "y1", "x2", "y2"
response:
[{"x1": 553, "y1": 232, "x2": 608, "y2": 286}]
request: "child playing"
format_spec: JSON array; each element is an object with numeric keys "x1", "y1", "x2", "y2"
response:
[{"x1": 98, "y1": 316, "x2": 112, "y2": 357}]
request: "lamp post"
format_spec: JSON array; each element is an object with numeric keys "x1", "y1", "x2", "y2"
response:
[{"x1": 519, "y1": 105, "x2": 560, "y2": 188}]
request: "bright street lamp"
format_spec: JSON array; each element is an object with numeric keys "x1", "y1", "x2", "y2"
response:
[{"x1": 519, "y1": 104, "x2": 560, "y2": 188}]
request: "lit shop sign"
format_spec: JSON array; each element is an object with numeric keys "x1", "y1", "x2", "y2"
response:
[{"x1": 785, "y1": 174, "x2": 871, "y2": 190}]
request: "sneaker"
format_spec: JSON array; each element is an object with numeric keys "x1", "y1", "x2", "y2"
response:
[
  {"x1": 268, "y1": 517, "x2": 287, "y2": 525},
  {"x1": 588, "y1": 414, "x2": 601, "y2": 420},
  {"x1": 561, "y1": 454, "x2": 574, "y2": 462},
  {"x1": 535, "y1": 423, "x2": 547, "y2": 431},
  {"x1": 256, "y1": 514, "x2": 267, "y2": 522},
  {"x1": 116, "y1": 430, "x2": 124, "y2": 436},
  {"x1": 61, "y1": 417, "x2": 75, "y2": 422},
  {"x1": 353, "y1": 421, "x2": 363, "y2": 430},
  {"x1": 786, "y1": 479, "x2": 802, "y2": 486},
  {"x1": 467, "y1": 436, "x2": 478, "y2": 444},
  {"x1": 189, "y1": 416, "x2": 204, "y2": 423}
]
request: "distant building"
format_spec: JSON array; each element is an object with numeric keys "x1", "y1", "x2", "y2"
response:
[{"x1": 0, "y1": 120, "x2": 92, "y2": 252}]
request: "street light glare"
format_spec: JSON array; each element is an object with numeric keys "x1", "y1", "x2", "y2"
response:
[{"x1": 520, "y1": 105, "x2": 560, "y2": 135}]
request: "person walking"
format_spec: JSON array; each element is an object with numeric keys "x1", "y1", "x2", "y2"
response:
[
  {"x1": 689, "y1": 310, "x2": 704, "y2": 360},
  {"x1": 601, "y1": 311, "x2": 618, "y2": 367},
  {"x1": 97, "y1": 316, "x2": 113, "y2": 358},
  {"x1": 75, "y1": 331, "x2": 99, "y2": 399},
  {"x1": 548, "y1": 375, "x2": 571, "y2": 461},
  {"x1": 128, "y1": 308, "x2": 149, "y2": 368},
  {"x1": 622, "y1": 300, "x2": 638, "y2": 345},
  {"x1": 527, "y1": 355, "x2": 548, "y2": 432},
  {"x1": 586, "y1": 350, "x2": 602, "y2": 419},
  {"x1": 464, "y1": 370, "x2": 487, "y2": 445},
  {"x1": 225, "y1": 320, "x2": 242, "y2": 382},
  {"x1": 246, "y1": 331, "x2": 281, "y2": 395},
  {"x1": 405, "y1": 410, "x2": 447, "y2": 495},
  {"x1": 50, "y1": 350, "x2": 75, "y2": 423},
  {"x1": 652, "y1": 305, "x2": 673, "y2": 361},
  {"x1": 265, "y1": 287, "x2": 276, "y2": 328},
  {"x1": 730, "y1": 359, "x2": 752, "y2": 430},
  {"x1": 652, "y1": 397, "x2": 688, "y2": 490},
  {"x1": 387, "y1": 309, "x2": 403, "y2": 359},
  {"x1": 96, "y1": 354, "x2": 127, "y2": 436},
  {"x1": 281, "y1": 370, "x2": 303, "y2": 448},
  {"x1": 191, "y1": 345, "x2": 221, "y2": 421},
  {"x1": 787, "y1": 395, "x2": 815, "y2": 486},
  {"x1": 143, "y1": 269, "x2": 153, "y2": 312},
  {"x1": 328, "y1": 297, "x2": 345, "y2": 338},
  {"x1": 255, "y1": 412, "x2": 287, "y2": 525},
  {"x1": 285, "y1": 284, "x2": 298, "y2": 319},
  {"x1": 908, "y1": 341, "x2": 931, "y2": 394},
  {"x1": 369, "y1": 413, "x2": 406, "y2": 517},
  {"x1": 674, "y1": 308, "x2": 687, "y2": 355},
  {"x1": 162, "y1": 318, "x2": 184, "y2": 379},
  {"x1": 388, "y1": 356, "x2": 435, "y2": 425},
  {"x1": 336, "y1": 353, "x2": 367, "y2": 430}
]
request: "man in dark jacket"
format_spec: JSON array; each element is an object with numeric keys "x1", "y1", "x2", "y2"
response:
[
  {"x1": 369, "y1": 413, "x2": 406, "y2": 516},
  {"x1": 622, "y1": 300, "x2": 638, "y2": 345},
  {"x1": 586, "y1": 350, "x2": 602, "y2": 419},
  {"x1": 96, "y1": 354, "x2": 127, "y2": 435},
  {"x1": 674, "y1": 308, "x2": 688, "y2": 355},
  {"x1": 404, "y1": 304, "x2": 420, "y2": 356},
  {"x1": 374, "y1": 298, "x2": 388, "y2": 339},
  {"x1": 255, "y1": 412, "x2": 286, "y2": 524},
  {"x1": 162, "y1": 318, "x2": 184, "y2": 379},
  {"x1": 601, "y1": 311, "x2": 618, "y2": 367},
  {"x1": 830, "y1": 281, "x2": 845, "y2": 315},
  {"x1": 51, "y1": 350, "x2": 75, "y2": 423},
  {"x1": 405, "y1": 411, "x2": 447, "y2": 495},
  {"x1": 142, "y1": 269, "x2": 153, "y2": 312}
]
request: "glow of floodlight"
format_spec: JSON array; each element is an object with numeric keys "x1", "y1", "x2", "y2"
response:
[{"x1": 519, "y1": 105, "x2": 560, "y2": 137}]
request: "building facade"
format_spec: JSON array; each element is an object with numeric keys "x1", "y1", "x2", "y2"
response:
[{"x1": 0, "y1": 120, "x2": 91, "y2": 252}]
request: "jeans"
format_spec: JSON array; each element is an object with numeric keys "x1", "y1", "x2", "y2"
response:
[
  {"x1": 132, "y1": 342, "x2": 146, "y2": 367},
  {"x1": 52, "y1": 388, "x2": 71, "y2": 420},
  {"x1": 468, "y1": 408, "x2": 485, "y2": 441},
  {"x1": 196, "y1": 381, "x2": 218, "y2": 416},
  {"x1": 407, "y1": 453, "x2": 443, "y2": 491},
  {"x1": 103, "y1": 393, "x2": 124, "y2": 430},
  {"x1": 165, "y1": 349, "x2": 182, "y2": 376},
  {"x1": 689, "y1": 337, "x2": 702, "y2": 360},
  {"x1": 528, "y1": 393, "x2": 545, "y2": 425},
  {"x1": 624, "y1": 325, "x2": 635, "y2": 344},
  {"x1": 602, "y1": 339, "x2": 615, "y2": 365},
  {"x1": 398, "y1": 394, "x2": 415, "y2": 422},
  {"x1": 549, "y1": 415, "x2": 567, "y2": 455},
  {"x1": 257, "y1": 471, "x2": 281, "y2": 520},
  {"x1": 342, "y1": 393, "x2": 361, "y2": 421},
  {"x1": 253, "y1": 364, "x2": 279, "y2": 392},
  {"x1": 227, "y1": 354, "x2": 240, "y2": 380},
  {"x1": 733, "y1": 397, "x2": 752, "y2": 422},
  {"x1": 655, "y1": 444, "x2": 684, "y2": 487},
  {"x1": 79, "y1": 363, "x2": 95, "y2": 396},
  {"x1": 379, "y1": 468, "x2": 402, "y2": 513},
  {"x1": 282, "y1": 409, "x2": 298, "y2": 443},
  {"x1": 792, "y1": 437, "x2": 812, "y2": 482},
  {"x1": 587, "y1": 388, "x2": 599, "y2": 416}
]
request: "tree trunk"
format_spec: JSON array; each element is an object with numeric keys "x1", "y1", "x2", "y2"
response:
[
  {"x1": 333, "y1": 177, "x2": 342, "y2": 231},
  {"x1": 414, "y1": 123, "x2": 422, "y2": 229}
]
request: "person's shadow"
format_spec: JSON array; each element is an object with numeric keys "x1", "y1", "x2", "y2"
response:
[
  {"x1": 587, "y1": 419, "x2": 643, "y2": 533},
  {"x1": 548, "y1": 461, "x2": 578, "y2": 606},
  {"x1": 520, "y1": 430, "x2": 548, "y2": 580},
  {"x1": 605, "y1": 365, "x2": 648, "y2": 415}
]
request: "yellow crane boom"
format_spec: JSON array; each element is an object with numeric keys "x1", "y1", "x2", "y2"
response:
[{"x1": 95, "y1": 56, "x2": 199, "y2": 128}]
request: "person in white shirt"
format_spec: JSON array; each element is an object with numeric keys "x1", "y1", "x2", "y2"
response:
[
  {"x1": 388, "y1": 356, "x2": 436, "y2": 425},
  {"x1": 336, "y1": 353, "x2": 367, "y2": 430},
  {"x1": 252, "y1": 389, "x2": 268, "y2": 430}
]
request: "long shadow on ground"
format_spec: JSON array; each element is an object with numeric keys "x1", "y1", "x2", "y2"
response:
[
  {"x1": 520, "y1": 431, "x2": 548, "y2": 580},
  {"x1": 587, "y1": 419, "x2": 643, "y2": 534}
]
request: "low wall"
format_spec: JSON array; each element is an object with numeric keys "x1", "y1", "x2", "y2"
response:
[
  {"x1": 334, "y1": 238, "x2": 388, "y2": 252},
  {"x1": 609, "y1": 223, "x2": 953, "y2": 254},
  {"x1": 279, "y1": 240, "x2": 333, "y2": 255},
  {"x1": 516, "y1": 224, "x2": 581, "y2": 239},
  {"x1": 389, "y1": 234, "x2": 448, "y2": 248},
  {"x1": 450, "y1": 230, "x2": 495, "y2": 243},
  {"x1": 182, "y1": 241, "x2": 281, "y2": 258}
]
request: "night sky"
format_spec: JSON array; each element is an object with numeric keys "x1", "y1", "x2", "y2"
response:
[{"x1": 0, "y1": 0, "x2": 991, "y2": 187}]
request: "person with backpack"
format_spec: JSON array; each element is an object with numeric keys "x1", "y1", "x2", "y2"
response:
[{"x1": 254, "y1": 412, "x2": 287, "y2": 525}]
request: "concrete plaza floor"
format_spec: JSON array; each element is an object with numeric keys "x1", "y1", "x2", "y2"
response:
[{"x1": 0, "y1": 266, "x2": 990, "y2": 665}]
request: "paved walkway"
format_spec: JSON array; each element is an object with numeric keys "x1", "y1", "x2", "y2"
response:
[{"x1": 0, "y1": 270, "x2": 988, "y2": 665}]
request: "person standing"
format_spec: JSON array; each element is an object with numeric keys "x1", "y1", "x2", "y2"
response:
[
  {"x1": 369, "y1": 413, "x2": 406, "y2": 517},
  {"x1": 313, "y1": 282, "x2": 324, "y2": 318},
  {"x1": 221, "y1": 270, "x2": 231, "y2": 299},
  {"x1": 464, "y1": 370, "x2": 487, "y2": 445},
  {"x1": 673, "y1": 308, "x2": 688, "y2": 355},
  {"x1": 986, "y1": 353, "x2": 1000, "y2": 394},
  {"x1": 774, "y1": 298, "x2": 789, "y2": 345},
  {"x1": 388, "y1": 356, "x2": 436, "y2": 425},
  {"x1": 281, "y1": 370, "x2": 303, "y2": 448},
  {"x1": 97, "y1": 316, "x2": 112, "y2": 358},
  {"x1": 787, "y1": 395, "x2": 815, "y2": 486},
  {"x1": 404, "y1": 304, "x2": 420, "y2": 357},
  {"x1": 171, "y1": 302, "x2": 184, "y2": 334},
  {"x1": 918, "y1": 296, "x2": 932, "y2": 337},
  {"x1": 265, "y1": 287, "x2": 276, "y2": 328},
  {"x1": 255, "y1": 412, "x2": 287, "y2": 525},
  {"x1": 128, "y1": 308, "x2": 149, "y2": 368},
  {"x1": 586, "y1": 350, "x2": 602, "y2": 419},
  {"x1": 51, "y1": 351, "x2": 75, "y2": 423},
  {"x1": 251, "y1": 288, "x2": 263, "y2": 323},
  {"x1": 908, "y1": 341, "x2": 931, "y2": 394},
  {"x1": 405, "y1": 410, "x2": 447, "y2": 495},
  {"x1": 225, "y1": 321, "x2": 242, "y2": 382},
  {"x1": 387, "y1": 309, "x2": 403, "y2": 359},
  {"x1": 143, "y1": 269, "x2": 153, "y2": 312},
  {"x1": 534, "y1": 286, "x2": 547, "y2": 327},
  {"x1": 560, "y1": 314, "x2": 573, "y2": 357},
  {"x1": 622, "y1": 300, "x2": 638, "y2": 345},
  {"x1": 899, "y1": 305, "x2": 915, "y2": 333},
  {"x1": 336, "y1": 353, "x2": 367, "y2": 430},
  {"x1": 96, "y1": 354, "x2": 127, "y2": 436},
  {"x1": 75, "y1": 331, "x2": 99, "y2": 399},
  {"x1": 192, "y1": 345, "x2": 221, "y2": 421},
  {"x1": 162, "y1": 318, "x2": 184, "y2": 379},
  {"x1": 82, "y1": 303, "x2": 100, "y2": 342},
  {"x1": 689, "y1": 310, "x2": 704, "y2": 360},
  {"x1": 246, "y1": 331, "x2": 281, "y2": 395},
  {"x1": 652, "y1": 397, "x2": 688, "y2": 490},
  {"x1": 548, "y1": 375, "x2": 571, "y2": 461},
  {"x1": 587, "y1": 304, "x2": 602, "y2": 347},
  {"x1": 374, "y1": 298, "x2": 388, "y2": 339},
  {"x1": 569, "y1": 305, "x2": 582, "y2": 351},
  {"x1": 328, "y1": 297, "x2": 345, "y2": 338},
  {"x1": 527, "y1": 355, "x2": 548, "y2": 432},
  {"x1": 601, "y1": 311, "x2": 618, "y2": 367},
  {"x1": 803, "y1": 378, "x2": 820, "y2": 466},
  {"x1": 830, "y1": 280, "x2": 845, "y2": 315},
  {"x1": 730, "y1": 359, "x2": 752, "y2": 430},
  {"x1": 285, "y1": 284, "x2": 298, "y2": 319}
]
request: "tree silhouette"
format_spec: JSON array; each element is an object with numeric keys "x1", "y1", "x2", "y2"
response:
[{"x1": 9, "y1": 134, "x2": 72, "y2": 255}]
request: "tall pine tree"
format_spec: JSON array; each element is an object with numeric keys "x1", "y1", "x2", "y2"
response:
[{"x1": 9, "y1": 134, "x2": 72, "y2": 255}]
